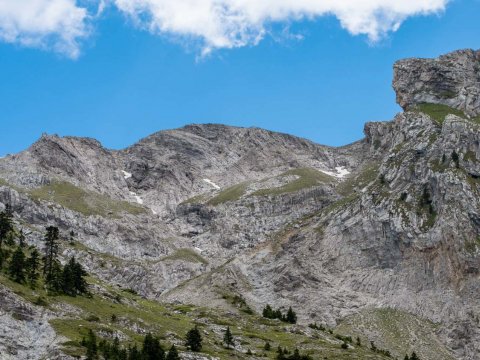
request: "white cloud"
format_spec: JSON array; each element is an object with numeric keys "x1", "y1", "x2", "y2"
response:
[
  {"x1": 0, "y1": 0, "x2": 448, "y2": 57},
  {"x1": 114, "y1": 0, "x2": 448, "y2": 54},
  {"x1": 0, "y1": 0, "x2": 89, "y2": 58}
]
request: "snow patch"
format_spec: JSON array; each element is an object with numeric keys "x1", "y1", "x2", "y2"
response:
[
  {"x1": 194, "y1": 247, "x2": 203, "y2": 253},
  {"x1": 151, "y1": 208, "x2": 158, "y2": 215},
  {"x1": 129, "y1": 191, "x2": 144, "y2": 205},
  {"x1": 203, "y1": 178, "x2": 220, "y2": 190},
  {"x1": 320, "y1": 166, "x2": 350, "y2": 179},
  {"x1": 122, "y1": 170, "x2": 132, "y2": 179},
  {"x1": 335, "y1": 166, "x2": 350, "y2": 178}
]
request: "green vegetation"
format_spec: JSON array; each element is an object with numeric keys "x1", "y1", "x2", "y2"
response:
[
  {"x1": 335, "y1": 308, "x2": 454, "y2": 360},
  {"x1": 223, "y1": 326, "x2": 234, "y2": 349},
  {"x1": 29, "y1": 181, "x2": 146, "y2": 218},
  {"x1": 253, "y1": 168, "x2": 334, "y2": 197},
  {"x1": 207, "y1": 182, "x2": 249, "y2": 205},
  {"x1": 262, "y1": 304, "x2": 297, "y2": 324},
  {"x1": 179, "y1": 194, "x2": 207, "y2": 205},
  {"x1": 414, "y1": 103, "x2": 480, "y2": 125},
  {"x1": 185, "y1": 326, "x2": 203, "y2": 352},
  {"x1": 1, "y1": 219, "x2": 89, "y2": 297},
  {"x1": 337, "y1": 163, "x2": 380, "y2": 197},
  {"x1": 161, "y1": 248, "x2": 208, "y2": 265}
]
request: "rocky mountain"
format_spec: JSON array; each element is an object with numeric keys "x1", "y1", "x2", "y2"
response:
[{"x1": 0, "y1": 48, "x2": 479, "y2": 360}]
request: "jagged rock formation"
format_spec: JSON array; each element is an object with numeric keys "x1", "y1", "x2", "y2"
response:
[
  {"x1": 394, "y1": 49, "x2": 480, "y2": 117},
  {"x1": 0, "y1": 48, "x2": 479, "y2": 360}
]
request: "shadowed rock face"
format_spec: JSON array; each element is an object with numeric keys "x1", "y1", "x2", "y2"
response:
[
  {"x1": 393, "y1": 49, "x2": 480, "y2": 117},
  {"x1": 0, "y1": 49, "x2": 479, "y2": 360}
]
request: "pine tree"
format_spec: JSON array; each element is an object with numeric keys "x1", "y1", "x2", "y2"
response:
[
  {"x1": 356, "y1": 336, "x2": 361, "y2": 346},
  {"x1": 263, "y1": 304, "x2": 273, "y2": 318},
  {"x1": 18, "y1": 229, "x2": 26, "y2": 247},
  {"x1": 404, "y1": 355, "x2": 410, "y2": 360},
  {"x1": 62, "y1": 258, "x2": 76, "y2": 295},
  {"x1": 0, "y1": 208, "x2": 14, "y2": 249},
  {"x1": 166, "y1": 344, "x2": 180, "y2": 360},
  {"x1": 8, "y1": 246, "x2": 26, "y2": 283},
  {"x1": 291, "y1": 349, "x2": 301, "y2": 360},
  {"x1": 264, "y1": 342, "x2": 271, "y2": 351},
  {"x1": 185, "y1": 326, "x2": 202, "y2": 352},
  {"x1": 128, "y1": 344, "x2": 141, "y2": 360},
  {"x1": 286, "y1": 307, "x2": 297, "y2": 324},
  {"x1": 72, "y1": 257, "x2": 88, "y2": 294},
  {"x1": 142, "y1": 333, "x2": 165, "y2": 360},
  {"x1": 47, "y1": 260, "x2": 63, "y2": 292},
  {"x1": 223, "y1": 326, "x2": 234, "y2": 349},
  {"x1": 84, "y1": 329, "x2": 98, "y2": 360},
  {"x1": 25, "y1": 249, "x2": 40, "y2": 287},
  {"x1": 410, "y1": 351, "x2": 419, "y2": 360},
  {"x1": 43, "y1": 226, "x2": 59, "y2": 280},
  {"x1": 276, "y1": 346, "x2": 285, "y2": 360}
]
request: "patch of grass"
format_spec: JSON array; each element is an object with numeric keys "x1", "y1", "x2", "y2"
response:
[
  {"x1": 335, "y1": 308, "x2": 454, "y2": 360},
  {"x1": 253, "y1": 168, "x2": 334, "y2": 197},
  {"x1": 207, "y1": 182, "x2": 249, "y2": 206},
  {"x1": 180, "y1": 194, "x2": 207, "y2": 205},
  {"x1": 337, "y1": 163, "x2": 380, "y2": 197},
  {"x1": 414, "y1": 103, "x2": 472, "y2": 125},
  {"x1": 29, "y1": 181, "x2": 146, "y2": 218},
  {"x1": 161, "y1": 248, "x2": 208, "y2": 265}
]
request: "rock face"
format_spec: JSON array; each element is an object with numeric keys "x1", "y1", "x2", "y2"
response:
[
  {"x1": 0, "y1": 49, "x2": 479, "y2": 360},
  {"x1": 393, "y1": 49, "x2": 480, "y2": 117}
]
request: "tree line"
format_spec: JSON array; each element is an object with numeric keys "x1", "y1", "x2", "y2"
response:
[
  {"x1": 0, "y1": 205, "x2": 88, "y2": 296},
  {"x1": 82, "y1": 326, "x2": 205, "y2": 360},
  {"x1": 262, "y1": 304, "x2": 297, "y2": 324}
]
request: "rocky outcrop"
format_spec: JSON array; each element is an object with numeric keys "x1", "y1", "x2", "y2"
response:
[{"x1": 393, "y1": 49, "x2": 480, "y2": 117}]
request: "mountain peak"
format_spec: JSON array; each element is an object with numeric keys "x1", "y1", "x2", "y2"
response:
[{"x1": 393, "y1": 48, "x2": 480, "y2": 117}]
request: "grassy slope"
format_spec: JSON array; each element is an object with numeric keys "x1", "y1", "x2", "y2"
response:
[
  {"x1": 253, "y1": 168, "x2": 334, "y2": 197},
  {"x1": 335, "y1": 308, "x2": 454, "y2": 360},
  {"x1": 0, "y1": 272, "x2": 392, "y2": 360},
  {"x1": 29, "y1": 181, "x2": 146, "y2": 218},
  {"x1": 207, "y1": 182, "x2": 249, "y2": 206},
  {"x1": 415, "y1": 103, "x2": 480, "y2": 125}
]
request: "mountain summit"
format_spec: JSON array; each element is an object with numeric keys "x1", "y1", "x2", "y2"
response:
[{"x1": 0, "y1": 49, "x2": 479, "y2": 360}]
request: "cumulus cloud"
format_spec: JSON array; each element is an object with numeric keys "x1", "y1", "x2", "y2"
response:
[
  {"x1": 114, "y1": 0, "x2": 449, "y2": 54},
  {"x1": 0, "y1": 0, "x2": 448, "y2": 57},
  {"x1": 0, "y1": 0, "x2": 89, "y2": 58}
]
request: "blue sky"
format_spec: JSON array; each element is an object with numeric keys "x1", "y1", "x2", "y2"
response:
[{"x1": 0, "y1": 0, "x2": 479, "y2": 156}]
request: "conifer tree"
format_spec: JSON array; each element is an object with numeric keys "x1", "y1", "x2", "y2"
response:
[
  {"x1": 404, "y1": 355, "x2": 410, "y2": 360},
  {"x1": 84, "y1": 329, "x2": 98, "y2": 360},
  {"x1": 263, "y1": 304, "x2": 273, "y2": 318},
  {"x1": 264, "y1": 342, "x2": 271, "y2": 351},
  {"x1": 166, "y1": 344, "x2": 180, "y2": 360},
  {"x1": 43, "y1": 226, "x2": 60, "y2": 280},
  {"x1": 291, "y1": 349, "x2": 301, "y2": 360},
  {"x1": 8, "y1": 246, "x2": 25, "y2": 283},
  {"x1": 185, "y1": 326, "x2": 202, "y2": 352},
  {"x1": 223, "y1": 326, "x2": 234, "y2": 349},
  {"x1": 72, "y1": 257, "x2": 88, "y2": 294},
  {"x1": 286, "y1": 307, "x2": 297, "y2": 324},
  {"x1": 276, "y1": 346, "x2": 285, "y2": 360},
  {"x1": 142, "y1": 333, "x2": 165, "y2": 360},
  {"x1": 128, "y1": 344, "x2": 141, "y2": 360},
  {"x1": 18, "y1": 229, "x2": 26, "y2": 247},
  {"x1": 0, "y1": 207, "x2": 14, "y2": 249},
  {"x1": 410, "y1": 351, "x2": 419, "y2": 360}
]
